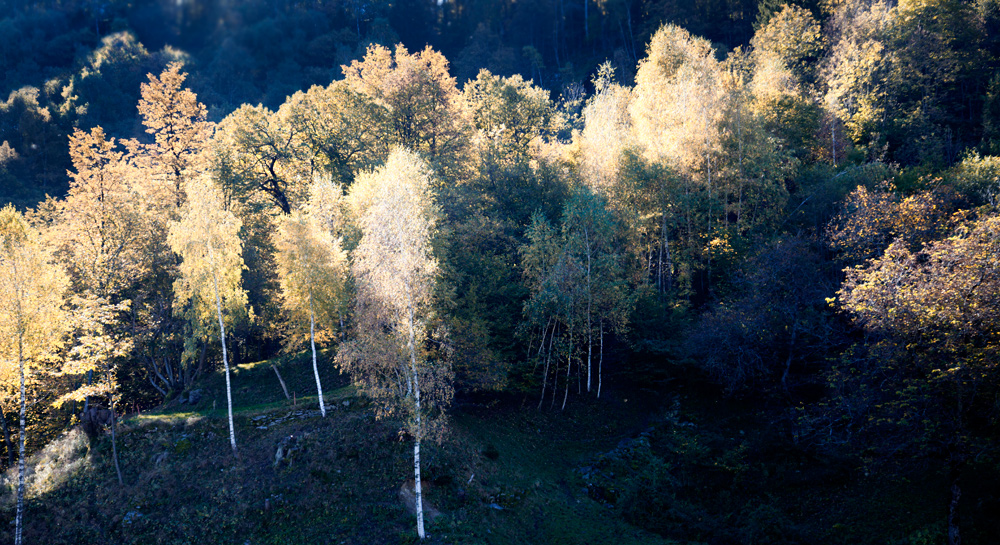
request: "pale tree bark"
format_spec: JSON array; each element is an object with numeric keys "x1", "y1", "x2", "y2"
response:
[
  {"x1": 16, "y1": 312, "x2": 25, "y2": 545},
  {"x1": 105, "y1": 362, "x2": 123, "y2": 485},
  {"x1": 272, "y1": 365, "x2": 290, "y2": 400},
  {"x1": 597, "y1": 321, "x2": 604, "y2": 398},
  {"x1": 210, "y1": 247, "x2": 238, "y2": 457},
  {"x1": 538, "y1": 321, "x2": 555, "y2": 410},
  {"x1": 309, "y1": 293, "x2": 326, "y2": 417},
  {"x1": 561, "y1": 319, "x2": 571, "y2": 411},
  {"x1": 585, "y1": 227, "x2": 592, "y2": 393},
  {"x1": 405, "y1": 292, "x2": 425, "y2": 539}
]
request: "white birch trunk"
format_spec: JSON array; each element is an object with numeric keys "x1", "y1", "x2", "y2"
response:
[
  {"x1": 404, "y1": 291, "x2": 426, "y2": 539},
  {"x1": 598, "y1": 321, "x2": 604, "y2": 399},
  {"x1": 209, "y1": 250, "x2": 238, "y2": 456},
  {"x1": 538, "y1": 321, "x2": 555, "y2": 410},
  {"x1": 585, "y1": 227, "x2": 592, "y2": 393},
  {"x1": 309, "y1": 293, "x2": 326, "y2": 417},
  {"x1": 15, "y1": 322, "x2": 25, "y2": 545}
]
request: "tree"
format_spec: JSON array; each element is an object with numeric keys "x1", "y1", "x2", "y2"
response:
[
  {"x1": 167, "y1": 176, "x2": 248, "y2": 456},
  {"x1": 837, "y1": 211, "x2": 1000, "y2": 545},
  {"x1": 342, "y1": 44, "x2": 470, "y2": 180},
  {"x1": 750, "y1": 4, "x2": 823, "y2": 86},
  {"x1": 562, "y1": 188, "x2": 629, "y2": 396},
  {"x1": 214, "y1": 103, "x2": 307, "y2": 214},
  {"x1": 46, "y1": 127, "x2": 149, "y2": 298},
  {"x1": 274, "y1": 185, "x2": 348, "y2": 417},
  {"x1": 53, "y1": 296, "x2": 131, "y2": 484},
  {"x1": 281, "y1": 81, "x2": 387, "y2": 187},
  {"x1": 337, "y1": 148, "x2": 452, "y2": 540},
  {"x1": 0, "y1": 205, "x2": 68, "y2": 545},
  {"x1": 578, "y1": 62, "x2": 634, "y2": 194},
  {"x1": 135, "y1": 62, "x2": 213, "y2": 211}
]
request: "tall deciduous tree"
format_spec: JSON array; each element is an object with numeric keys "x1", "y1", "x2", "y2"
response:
[
  {"x1": 274, "y1": 186, "x2": 348, "y2": 417},
  {"x1": 342, "y1": 44, "x2": 470, "y2": 180},
  {"x1": 337, "y1": 148, "x2": 453, "y2": 540},
  {"x1": 0, "y1": 205, "x2": 68, "y2": 545},
  {"x1": 54, "y1": 296, "x2": 132, "y2": 485},
  {"x1": 837, "y1": 211, "x2": 1000, "y2": 545},
  {"x1": 167, "y1": 177, "x2": 248, "y2": 456},
  {"x1": 136, "y1": 62, "x2": 213, "y2": 210}
]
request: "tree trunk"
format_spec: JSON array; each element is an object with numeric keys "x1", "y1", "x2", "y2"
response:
[
  {"x1": 539, "y1": 322, "x2": 556, "y2": 410},
  {"x1": 272, "y1": 365, "x2": 290, "y2": 400},
  {"x1": 414, "y1": 433, "x2": 425, "y2": 540},
  {"x1": 561, "y1": 327, "x2": 571, "y2": 411},
  {"x1": 404, "y1": 290, "x2": 425, "y2": 540},
  {"x1": 948, "y1": 470, "x2": 962, "y2": 545},
  {"x1": 781, "y1": 322, "x2": 798, "y2": 397},
  {"x1": 0, "y1": 402, "x2": 14, "y2": 468},
  {"x1": 598, "y1": 321, "x2": 604, "y2": 399},
  {"x1": 210, "y1": 263, "x2": 238, "y2": 457},
  {"x1": 110, "y1": 395, "x2": 123, "y2": 485},
  {"x1": 585, "y1": 227, "x2": 592, "y2": 393},
  {"x1": 310, "y1": 293, "x2": 326, "y2": 417},
  {"x1": 16, "y1": 329, "x2": 25, "y2": 545}
]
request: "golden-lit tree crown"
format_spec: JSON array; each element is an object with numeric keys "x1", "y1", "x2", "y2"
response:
[{"x1": 167, "y1": 176, "x2": 249, "y2": 356}]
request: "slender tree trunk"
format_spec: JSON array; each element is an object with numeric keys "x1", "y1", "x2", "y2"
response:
[
  {"x1": 404, "y1": 292, "x2": 425, "y2": 540},
  {"x1": 210, "y1": 263, "x2": 238, "y2": 456},
  {"x1": 16, "y1": 327, "x2": 26, "y2": 545},
  {"x1": 539, "y1": 321, "x2": 556, "y2": 410},
  {"x1": 598, "y1": 321, "x2": 604, "y2": 398},
  {"x1": 109, "y1": 393, "x2": 123, "y2": 485},
  {"x1": 585, "y1": 228, "x2": 592, "y2": 393},
  {"x1": 272, "y1": 365, "x2": 290, "y2": 400},
  {"x1": 781, "y1": 322, "x2": 798, "y2": 397},
  {"x1": 561, "y1": 323, "x2": 571, "y2": 411},
  {"x1": 831, "y1": 120, "x2": 837, "y2": 167},
  {"x1": 0, "y1": 402, "x2": 14, "y2": 468},
  {"x1": 948, "y1": 470, "x2": 961, "y2": 545},
  {"x1": 309, "y1": 293, "x2": 326, "y2": 417}
]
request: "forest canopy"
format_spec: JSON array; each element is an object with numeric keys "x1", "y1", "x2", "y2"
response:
[{"x1": 3, "y1": 1, "x2": 1000, "y2": 544}]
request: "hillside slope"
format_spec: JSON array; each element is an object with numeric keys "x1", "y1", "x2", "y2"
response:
[{"x1": 0, "y1": 354, "x2": 676, "y2": 545}]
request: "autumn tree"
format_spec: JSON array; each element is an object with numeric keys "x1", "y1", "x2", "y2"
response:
[
  {"x1": 167, "y1": 176, "x2": 248, "y2": 456},
  {"x1": 578, "y1": 62, "x2": 635, "y2": 194},
  {"x1": 0, "y1": 205, "x2": 68, "y2": 545},
  {"x1": 54, "y1": 296, "x2": 131, "y2": 484},
  {"x1": 337, "y1": 148, "x2": 453, "y2": 540},
  {"x1": 561, "y1": 189, "x2": 629, "y2": 396},
  {"x1": 136, "y1": 62, "x2": 213, "y2": 210},
  {"x1": 281, "y1": 81, "x2": 387, "y2": 186},
  {"x1": 837, "y1": 210, "x2": 1000, "y2": 545},
  {"x1": 342, "y1": 44, "x2": 470, "y2": 180},
  {"x1": 49, "y1": 127, "x2": 149, "y2": 299},
  {"x1": 274, "y1": 184, "x2": 349, "y2": 417}
]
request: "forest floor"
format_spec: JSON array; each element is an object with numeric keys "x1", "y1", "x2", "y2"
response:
[{"x1": 1, "y1": 351, "x2": 992, "y2": 544}]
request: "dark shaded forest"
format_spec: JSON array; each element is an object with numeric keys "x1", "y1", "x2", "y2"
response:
[{"x1": 2, "y1": 0, "x2": 1000, "y2": 544}]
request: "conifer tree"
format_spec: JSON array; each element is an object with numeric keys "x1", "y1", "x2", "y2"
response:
[
  {"x1": 167, "y1": 177, "x2": 248, "y2": 456},
  {"x1": 0, "y1": 205, "x2": 68, "y2": 545}
]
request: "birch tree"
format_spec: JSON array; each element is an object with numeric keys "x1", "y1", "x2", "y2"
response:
[
  {"x1": 337, "y1": 148, "x2": 453, "y2": 540},
  {"x1": 0, "y1": 205, "x2": 68, "y2": 545},
  {"x1": 167, "y1": 177, "x2": 248, "y2": 456},
  {"x1": 274, "y1": 191, "x2": 348, "y2": 417}
]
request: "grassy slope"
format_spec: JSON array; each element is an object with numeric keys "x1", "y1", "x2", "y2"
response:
[
  {"x1": 0, "y1": 352, "x2": 677, "y2": 545},
  {"x1": 3, "y1": 351, "x2": 995, "y2": 544}
]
